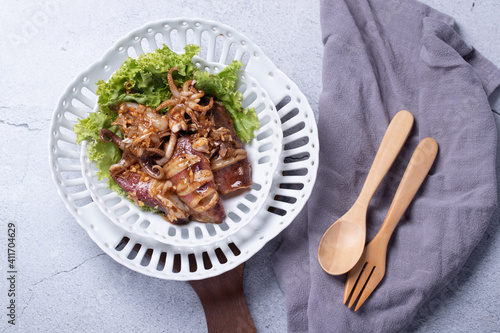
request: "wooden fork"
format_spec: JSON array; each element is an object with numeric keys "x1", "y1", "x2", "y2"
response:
[{"x1": 344, "y1": 137, "x2": 438, "y2": 311}]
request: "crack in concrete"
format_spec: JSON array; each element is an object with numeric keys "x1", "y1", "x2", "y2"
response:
[
  {"x1": 16, "y1": 292, "x2": 36, "y2": 327},
  {"x1": 7, "y1": 252, "x2": 108, "y2": 327},
  {"x1": 0, "y1": 119, "x2": 41, "y2": 132},
  {"x1": 31, "y1": 253, "x2": 107, "y2": 287}
]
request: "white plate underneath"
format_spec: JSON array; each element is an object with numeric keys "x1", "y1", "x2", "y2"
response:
[
  {"x1": 48, "y1": 17, "x2": 319, "y2": 280},
  {"x1": 80, "y1": 61, "x2": 282, "y2": 247}
]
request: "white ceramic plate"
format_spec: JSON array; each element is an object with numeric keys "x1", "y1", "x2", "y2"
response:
[
  {"x1": 49, "y1": 18, "x2": 319, "y2": 280},
  {"x1": 80, "y1": 59, "x2": 282, "y2": 246}
]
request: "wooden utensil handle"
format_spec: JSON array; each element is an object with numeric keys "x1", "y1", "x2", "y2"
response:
[
  {"x1": 377, "y1": 137, "x2": 438, "y2": 242},
  {"x1": 189, "y1": 264, "x2": 256, "y2": 333},
  {"x1": 356, "y1": 110, "x2": 414, "y2": 207}
]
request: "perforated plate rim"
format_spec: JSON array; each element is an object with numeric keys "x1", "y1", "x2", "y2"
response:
[
  {"x1": 80, "y1": 63, "x2": 282, "y2": 247},
  {"x1": 48, "y1": 17, "x2": 319, "y2": 280}
]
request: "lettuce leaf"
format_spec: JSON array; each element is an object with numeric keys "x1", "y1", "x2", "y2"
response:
[
  {"x1": 74, "y1": 44, "x2": 259, "y2": 191},
  {"x1": 73, "y1": 111, "x2": 123, "y2": 193},
  {"x1": 96, "y1": 44, "x2": 200, "y2": 114},
  {"x1": 193, "y1": 61, "x2": 260, "y2": 142}
]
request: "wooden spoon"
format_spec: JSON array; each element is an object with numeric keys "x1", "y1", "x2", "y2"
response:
[
  {"x1": 344, "y1": 137, "x2": 438, "y2": 310},
  {"x1": 318, "y1": 110, "x2": 414, "y2": 275}
]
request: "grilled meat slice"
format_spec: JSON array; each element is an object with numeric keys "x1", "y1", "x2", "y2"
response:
[
  {"x1": 111, "y1": 161, "x2": 191, "y2": 225},
  {"x1": 208, "y1": 101, "x2": 252, "y2": 195},
  {"x1": 105, "y1": 99, "x2": 252, "y2": 224},
  {"x1": 165, "y1": 136, "x2": 225, "y2": 223}
]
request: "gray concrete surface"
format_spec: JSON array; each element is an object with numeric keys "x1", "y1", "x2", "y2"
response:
[{"x1": 1, "y1": 0, "x2": 498, "y2": 332}]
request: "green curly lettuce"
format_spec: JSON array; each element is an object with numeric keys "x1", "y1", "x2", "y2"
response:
[
  {"x1": 74, "y1": 44, "x2": 259, "y2": 191},
  {"x1": 73, "y1": 111, "x2": 123, "y2": 192},
  {"x1": 96, "y1": 44, "x2": 200, "y2": 114},
  {"x1": 193, "y1": 61, "x2": 260, "y2": 143}
]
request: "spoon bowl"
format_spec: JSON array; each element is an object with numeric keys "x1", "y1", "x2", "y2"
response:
[
  {"x1": 318, "y1": 110, "x2": 414, "y2": 275},
  {"x1": 318, "y1": 219, "x2": 365, "y2": 274}
]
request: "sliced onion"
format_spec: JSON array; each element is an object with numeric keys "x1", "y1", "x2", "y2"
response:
[
  {"x1": 146, "y1": 148, "x2": 166, "y2": 156},
  {"x1": 210, "y1": 149, "x2": 248, "y2": 171},
  {"x1": 156, "y1": 132, "x2": 177, "y2": 166}
]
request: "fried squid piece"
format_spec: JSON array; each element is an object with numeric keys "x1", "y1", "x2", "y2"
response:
[
  {"x1": 165, "y1": 136, "x2": 225, "y2": 223},
  {"x1": 208, "y1": 102, "x2": 252, "y2": 195},
  {"x1": 110, "y1": 158, "x2": 191, "y2": 225}
]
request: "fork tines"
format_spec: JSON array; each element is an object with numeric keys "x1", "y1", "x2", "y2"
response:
[{"x1": 343, "y1": 260, "x2": 385, "y2": 311}]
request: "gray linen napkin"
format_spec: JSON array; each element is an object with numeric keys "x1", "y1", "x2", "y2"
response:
[{"x1": 272, "y1": 0, "x2": 500, "y2": 332}]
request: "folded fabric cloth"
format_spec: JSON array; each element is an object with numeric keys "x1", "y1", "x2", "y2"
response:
[{"x1": 272, "y1": 0, "x2": 500, "y2": 332}]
